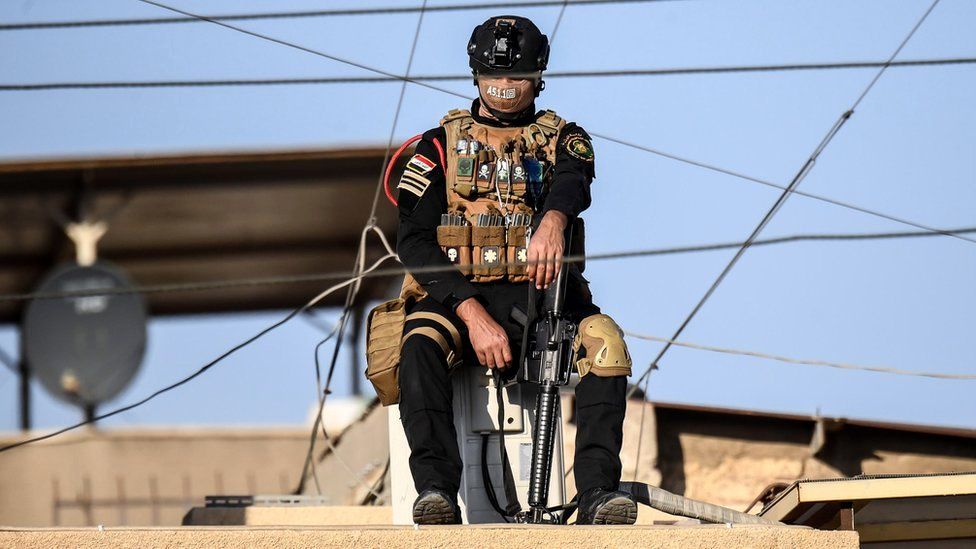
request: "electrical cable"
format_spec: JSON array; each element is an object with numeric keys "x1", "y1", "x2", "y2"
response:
[
  {"x1": 4, "y1": 57, "x2": 974, "y2": 91},
  {"x1": 131, "y1": 0, "x2": 470, "y2": 103},
  {"x1": 0, "y1": 345, "x2": 17, "y2": 373},
  {"x1": 368, "y1": 0, "x2": 428, "y2": 225},
  {"x1": 360, "y1": 456, "x2": 391, "y2": 505},
  {"x1": 4, "y1": 218, "x2": 968, "y2": 457},
  {"x1": 629, "y1": 0, "x2": 945, "y2": 398},
  {"x1": 122, "y1": 0, "x2": 976, "y2": 247},
  {"x1": 631, "y1": 364, "x2": 654, "y2": 481},
  {"x1": 302, "y1": 283, "x2": 384, "y2": 501},
  {"x1": 588, "y1": 133, "x2": 976, "y2": 247},
  {"x1": 294, "y1": 226, "x2": 393, "y2": 493},
  {"x1": 5, "y1": 221, "x2": 968, "y2": 455},
  {"x1": 299, "y1": 310, "x2": 338, "y2": 336},
  {"x1": 549, "y1": 0, "x2": 571, "y2": 46},
  {"x1": 296, "y1": 248, "x2": 362, "y2": 494},
  {"x1": 0, "y1": 0, "x2": 669, "y2": 31},
  {"x1": 300, "y1": 315, "x2": 343, "y2": 496},
  {"x1": 1, "y1": 0, "x2": 965, "y2": 464},
  {"x1": 296, "y1": 1, "x2": 428, "y2": 493},
  {"x1": 629, "y1": 0, "x2": 944, "y2": 475},
  {"x1": 623, "y1": 330, "x2": 976, "y2": 381},
  {"x1": 0, "y1": 248, "x2": 397, "y2": 455},
  {"x1": 2, "y1": 224, "x2": 974, "y2": 304}
]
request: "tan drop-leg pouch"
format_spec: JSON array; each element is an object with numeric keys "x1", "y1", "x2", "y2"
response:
[{"x1": 365, "y1": 297, "x2": 407, "y2": 406}]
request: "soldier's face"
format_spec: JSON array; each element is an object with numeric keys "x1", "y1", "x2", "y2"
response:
[{"x1": 477, "y1": 76, "x2": 536, "y2": 114}]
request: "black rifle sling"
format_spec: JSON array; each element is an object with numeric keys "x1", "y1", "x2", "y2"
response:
[
  {"x1": 494, "y1": 370, "x2": 523, "y2": 517},
  {"x1": 480, "y1": 434, "x2": 509, "y2": 521}
]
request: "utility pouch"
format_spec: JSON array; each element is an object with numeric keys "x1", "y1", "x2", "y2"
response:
[
  {"x1": 436, "y1": 224, "x2": 472, "y2": 272},
  {"x1": 510, "y1": 168, "x2": 528, "y2": 198},
  {"x1": 457, "y1": 155, "x2": 476, "y2": 182},
  {"x1": 365, "y1": 298, "x2": 407, "y2": 406},
  {"x1": 474, "y1": 160, "x2": 495, "y2": 194},
  {"x1": 506, "y1": 225, "x2": 529, "y2": 282},
  {"x1": 454, "y1": 155, "x2": 476, "y2": 198},
  {"x1": 471, "y1": 225, "x2": 506, "y2": 281}
]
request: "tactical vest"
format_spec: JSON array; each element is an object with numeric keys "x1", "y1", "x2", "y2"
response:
[{"x1": 435, "y1": 108, "x2": 566, "y2": 284}]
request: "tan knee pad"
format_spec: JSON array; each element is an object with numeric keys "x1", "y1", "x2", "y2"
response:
[{"x1": 573, "y1": 314, "x2": 632, "y2": 377}]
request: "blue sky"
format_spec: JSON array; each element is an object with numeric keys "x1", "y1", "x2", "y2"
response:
[{"x1": 1, "y1": 0, "x2": 974, "y2": 432}]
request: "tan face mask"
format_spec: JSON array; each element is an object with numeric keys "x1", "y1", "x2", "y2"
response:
[{"x1": 477, "y1": 76, "x2": 536, "y2": 115}]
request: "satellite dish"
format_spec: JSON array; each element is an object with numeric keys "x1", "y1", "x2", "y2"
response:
[{"x1": 23, "y1": 262, "x2": 148, "y2": 409}]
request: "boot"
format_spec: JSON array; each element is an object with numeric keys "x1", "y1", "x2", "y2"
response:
[
  {"x1": 412, "y1": 489, "x2": 461, "y2": 525},
  {"x1": 576, "y1": 487, "x2": 637, "y2": 525}
]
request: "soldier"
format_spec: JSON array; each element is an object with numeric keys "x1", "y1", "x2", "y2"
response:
[{"x1": 394, "y1": 15, "x2": 634, "y2": 524}]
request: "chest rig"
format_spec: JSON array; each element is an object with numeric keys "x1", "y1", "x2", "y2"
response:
[{"x1": 436, "y1": 108, "x2": 565, "y2": 283}]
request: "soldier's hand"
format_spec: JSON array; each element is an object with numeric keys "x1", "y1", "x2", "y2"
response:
[
  {"x1": 456, "y1": 298, "x2": 512, "y2": 369},
  {"x1": 527, "y1": 210, "x2": 568, "y2": 290}
]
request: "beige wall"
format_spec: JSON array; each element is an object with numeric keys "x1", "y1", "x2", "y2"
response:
[
  {"x1": 654, "y1": 407, "x2": 976, "y2": 511},
  {"x1": 0, "y1": 427, "x2": 309, "y2": 527},
  {"x1": 5, "y1": 402, "x2": 976, "y2": 528}
]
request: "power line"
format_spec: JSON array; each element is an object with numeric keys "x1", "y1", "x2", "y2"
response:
[
  {"x1": 623, "y1": 331, "x2": 976, "y2": 381},
  {"x1": 549, "y1": 0, "x2": 571, "y2": 46},
  {"x1": 629, "y1": 0, "x2": 945, "y2": 396},
  {"x1": 0, "y1": 250, "x2": 398, "y2": 455},
  {"x1": 589, "y1": 134, "x2": 976, "y2": 247},
  {"x1": 0, "y1": 0, "x2": 666, "y2": 32},
  {"x1": 298, "y1": 0, "x2": 430, "y2": 495},
  {"x1": 4, "y1": 57, "x2": 974, "y2": 92},
  {"x1": 4, "y1": 224, "x2": 970, "y2": 454},
  {"x1": 630, "y1": 0, "x2": 945, "y2": 476},
  {"x1": 108, "y1": 0, "x2": 976, "y2": 248},
  {"x1": 131, "y1": 0, "x2": 470, "y2": 103},
  {"x1": 305, "y1": 318, "x2": 385, "y2": 500},
  {"x1": 0, "y1": 0, "x2": 962, "y2": 464},
  {"x1": 0, "y1": 345, "x2": 17, "y2": 373},
  {"x1": 367, "y1": 0, "x2": 428, "y2": 225},
  {"x1": 1, "y1": 225, "x2": 972, "y2": 304},
  {"x1": 4, "y1": 223, "x2": 970, "y2": 454}
]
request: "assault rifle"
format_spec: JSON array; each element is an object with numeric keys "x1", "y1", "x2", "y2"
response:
[
  {"x1": 504, "y1": 225, "x2": 578, "y2": 524},
  {"x1": 519, "y1": 241, "x2": 576, "y2": 522}
]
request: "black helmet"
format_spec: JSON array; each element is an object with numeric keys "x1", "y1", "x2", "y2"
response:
[{"x1": 467, "y1": 16, "x2": 550, "y2": 77}]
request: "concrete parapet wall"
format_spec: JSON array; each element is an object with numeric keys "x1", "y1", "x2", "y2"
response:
[
  {"x1": 182, "y1": 505, "x2": 392, "y2": 526},
  {"x1": 0, "y1": 524, "x2": 858, "y2": 549},
  {"x1": 0, "y1": 427, "x2": 311, "y2": 527}
]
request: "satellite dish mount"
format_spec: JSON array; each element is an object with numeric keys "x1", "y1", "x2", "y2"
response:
[{"x1": 65, "y1": 220, "x2": 108, "y2": 267}]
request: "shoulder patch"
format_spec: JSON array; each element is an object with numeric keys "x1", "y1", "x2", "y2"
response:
[
  {"x1": 407, "y1": 153, "x2": 436, "y2": 175},
  {"x1": 397, "y1": 169, "x2": 431, "y2": 199},
  {"x1": 562, "y1": 131, "x2": 594, "y2": 162}
]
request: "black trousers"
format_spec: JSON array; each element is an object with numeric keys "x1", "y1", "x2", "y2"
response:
[{"x1": 398, "y1": 278, "x2": 628, "y2": 499}]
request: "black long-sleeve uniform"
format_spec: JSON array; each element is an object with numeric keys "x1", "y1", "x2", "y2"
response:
[{"x1": 395, "y1": 100, "x2": 626, "y2": 501}]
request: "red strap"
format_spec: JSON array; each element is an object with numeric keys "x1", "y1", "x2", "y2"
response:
[
  {"x1": 431, "y1": 136, "x2": 446, "y2": 170},
  {"x1": 383, "y1": 135, "x2": 447, "y2": 208}
]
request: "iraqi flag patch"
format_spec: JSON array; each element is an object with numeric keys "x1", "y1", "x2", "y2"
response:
[{"x1": 407, "y1": 154, "x2": 436, "y2": 175}]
